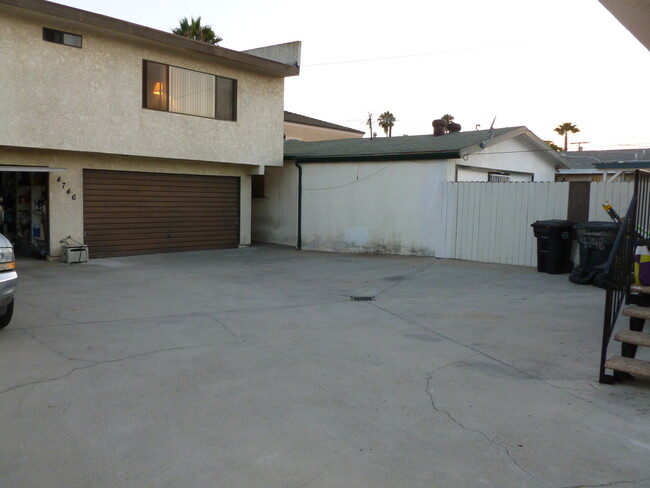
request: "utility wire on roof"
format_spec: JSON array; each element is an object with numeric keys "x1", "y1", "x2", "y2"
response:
[{"x1": 303, "y1": 164, "x2": 392, "y2": 191}]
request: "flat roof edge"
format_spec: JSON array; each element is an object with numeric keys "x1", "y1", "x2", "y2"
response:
[
  {"x1": 595, "y1": 161, "x2": 650, "y2": 169},
  {"x1": 285, "y1": 151, "x2": 459, "y2": 163}
]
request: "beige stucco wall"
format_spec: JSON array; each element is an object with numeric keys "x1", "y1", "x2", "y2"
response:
[
  {"x1": 0, "y1": 148, "x2": 254, "y2": 258},
  {"x1": 0, "y1": 6, "x2": 285, "y2": 167},
  {"x1": 284, "y1": 123, "x2": 364, "y2": 142}
]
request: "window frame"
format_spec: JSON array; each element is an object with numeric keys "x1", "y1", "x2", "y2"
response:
[
  {"x1": 142, "y1": 60, "x2": 237, "y2": 121},
  {"x1": 43, "y1": 27, "x2": 82, "y2": 48},
  {"x1": 487, "y1": 172, "x2": 511, "y2": 182}
]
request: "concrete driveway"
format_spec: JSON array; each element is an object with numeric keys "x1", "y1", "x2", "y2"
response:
[{"x1": 1, "y1": 245, "x2": 649, "y2": 488}]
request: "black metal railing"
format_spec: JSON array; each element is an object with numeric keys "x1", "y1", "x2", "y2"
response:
[
  {"x1": 636, "y1": 170, "x2": 650, "y2": 248},
  {"x1": 599, "y1": 170, "x2": 650, "y2": 384}
]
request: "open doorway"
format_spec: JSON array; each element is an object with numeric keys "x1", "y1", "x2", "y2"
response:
[{"x1": 1, "y1": 172, "x2": 49, "y2": 258}]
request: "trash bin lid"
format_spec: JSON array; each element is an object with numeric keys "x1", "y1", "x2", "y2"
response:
[
  {"x1": 573, "y1": 221, "x2": 619, "y2": 231},
  {"x1": 531, "y1": 219, "x2": 576, "y2": 229}
]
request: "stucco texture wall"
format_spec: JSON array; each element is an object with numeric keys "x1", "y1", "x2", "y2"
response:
[
  {"x1": 301, "y1": 162, "x2": 450, "y2": 255},
  {"x1": 0, "y1": 149, "x2": 252, "y2": 258},
  {"x1": 0, "y1": 8, "x2": 285, "y2": 167},
  {"x1": 284, "y1": 123, "x2": 364, "y2": 142},
  {"x1": 253, "y1": 160, "x2": 452, "y2": 256},
  {"x1": 252, "y1": 165, "x2": 298, "y2": 246}
]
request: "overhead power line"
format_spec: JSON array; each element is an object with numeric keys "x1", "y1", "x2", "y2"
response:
[{"x1": 302, "y1": 43, "x2": 514, "y2": 67}]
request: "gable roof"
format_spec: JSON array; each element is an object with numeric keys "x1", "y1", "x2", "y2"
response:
[
  {"x1": 562, "y1": 148, "x2": 650, "y2": 169},
  {"x1": 284, "y1": 111, "x2": 364, "y2": 134},
  {"x1": 0, "y1": 0, "x2": 299, "y2": 78},
  {"x1": 285, "y1": 126, "x2": 567, "y2": 167}
]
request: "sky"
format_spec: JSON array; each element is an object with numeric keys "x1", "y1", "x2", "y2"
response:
[{"x1": 53, "y1": 0, "x2": 650, "y2": 150}]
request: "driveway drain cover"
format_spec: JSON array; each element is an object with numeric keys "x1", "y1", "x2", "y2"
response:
[{"x1": 350, "y1": 296, "x2": 375, "y2": 301}]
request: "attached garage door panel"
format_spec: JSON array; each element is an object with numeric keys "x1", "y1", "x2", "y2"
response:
[{"x1": 84, "y1": 170, "x2": 239, "y2": 258}]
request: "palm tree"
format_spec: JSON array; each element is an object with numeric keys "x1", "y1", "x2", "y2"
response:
[
  {"x1": 554, "y1": 122, "x2": 580, "y2": 151},
  {"x1": 172, "y1": 16, "x2": 222, "y2": 45},
  {"x1": 377, "y1": 111, "x2": 396, "y2": 137},
  {"x1": 544, "y1": 140, "x2": 563, "y2": 152}
]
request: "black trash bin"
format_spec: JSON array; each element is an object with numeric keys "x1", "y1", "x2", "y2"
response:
[
  {"x1": 531, "y1": 220, "x2": 575, "y2": 274},
  {"x1": 574, "y1": 222, "x2": 619, "y2": 268}
]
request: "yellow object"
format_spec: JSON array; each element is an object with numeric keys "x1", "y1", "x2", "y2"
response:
[{"x1": 634, "y1": 246, "x2": 650, "y2": 285}]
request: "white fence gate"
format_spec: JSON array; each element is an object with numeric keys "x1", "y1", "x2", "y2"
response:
[
  {"x1": 444, "y1": 181, "x2": 634, "y2": 267},
  {"x1": 588, "y1": 182, "x2": 635, "y2": 221}
]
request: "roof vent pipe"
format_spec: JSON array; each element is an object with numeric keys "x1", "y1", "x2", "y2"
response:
[
  {"x1": 448, "y1": 122, "x2": 462, "y2": 133},
  {"x1": 432, "y1": 119, "x2": 446, "y2": 136}
]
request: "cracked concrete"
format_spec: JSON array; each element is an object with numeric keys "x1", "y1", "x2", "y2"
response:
[
  {"x1": 426, "y1": 375, "x2": 550, "y2": 487},
  {"x1": 1, "y1": 245, "x2": 649, "y2": 488}
]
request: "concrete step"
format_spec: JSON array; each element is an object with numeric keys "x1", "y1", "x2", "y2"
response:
[
  {"x1": 622, "y1": 305, "x2": 650, "y2": 320},
  {"x1": 630, "y1": 284, "x2": 650, "y2": 295},
  {"x1": 614, "y1": 330, "x2": 650, "y2": 347},
  {"x1": 605, "y1": 356, "x2": 650, "y2": 379}
]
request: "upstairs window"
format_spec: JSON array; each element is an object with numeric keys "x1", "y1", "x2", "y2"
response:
[
  {"x1": 143, "y1": 61, "x2": 237, "y2": 121},
  {"x1": 488, "y1": 172, "x2": 510, "y2": 182},
  {"x1": 43, "y1": 27, "x2": 82, "y2": 48},
  {"x1": 144, "y1": 61, "x2": 168, "y2": 111}
]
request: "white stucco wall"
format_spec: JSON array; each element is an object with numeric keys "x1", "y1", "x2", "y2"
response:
[
  {"x1": 252, "y1": 165, "x2": 299, "y2": 246},
  {"x1": 0, "y1": 7, "x2": 285, "y2": 167},
  {"x1": 300, "y1": 161, "x2": 451, "y2": 255},
  {"x1": 252, "y1": 160, "x2": 454, "y2": 256},
  {"x1": 0, "y1": 149, "x2": 253, "y2": 257},
  {"x1": 459, "y1": 136, "x2": 558, "y2": 181}
]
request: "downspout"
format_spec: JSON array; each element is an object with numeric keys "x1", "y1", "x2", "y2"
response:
[{"x1": 295, "y1": 160, "x2": 302, "y2": 250}]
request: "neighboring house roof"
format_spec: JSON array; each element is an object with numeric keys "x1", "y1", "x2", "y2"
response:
[
  {"x1": 0, "y1": 0, "x2": 299, "y2": 78},
  {"x1": 285, "y1": 126, "x2": 567, "y2": 167},
  {"x1": 561, "y1": 148, "x2": 650, "y2": 170},
  {"x1": 284, "y1": 111, "x2": 364, "y2": 135},
  {"x1": 594, "y1": 161, "x2": 650, "y2": 170}
]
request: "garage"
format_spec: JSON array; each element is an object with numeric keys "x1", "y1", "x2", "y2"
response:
[
  {"x1": 0, "y1": 169, "x2": 51, "y2": 258},
  {"x1": 83, "y1": 170, "x2": 240, "y2": 258}
]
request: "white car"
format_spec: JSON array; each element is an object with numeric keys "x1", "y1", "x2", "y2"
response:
[{"x1": 0, "y1": 233, "x2": 17, "y2": 328}]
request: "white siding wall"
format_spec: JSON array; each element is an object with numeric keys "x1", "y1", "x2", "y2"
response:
[
  {"x1": 588, "y1": 182, "x2": 635, "y2": 221},
  {"x1": 451, "y1": 182, "x2": 569, "y2": 267},
  {"x1": 446, "y1": 181, "x2": 633, "y2": 266},
  {"x1": 461, "y1": 137, "x2": 558, "y2": 181},
  {"x1": 456, "y1": 167, "x2": 488, "y2": 182}
]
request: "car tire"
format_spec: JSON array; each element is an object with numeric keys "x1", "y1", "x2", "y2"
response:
[{"x1": 0, "y1": 299, "x2": 14, "y2": 329}]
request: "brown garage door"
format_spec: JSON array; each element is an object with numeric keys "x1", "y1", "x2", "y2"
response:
[{"x1": 83, "y1": 170, "x2": 239, "y2": 258}]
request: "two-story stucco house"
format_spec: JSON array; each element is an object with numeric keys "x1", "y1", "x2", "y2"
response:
[{"x1": 0, "y1": 0, "x2": 300, "y2": 258}]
